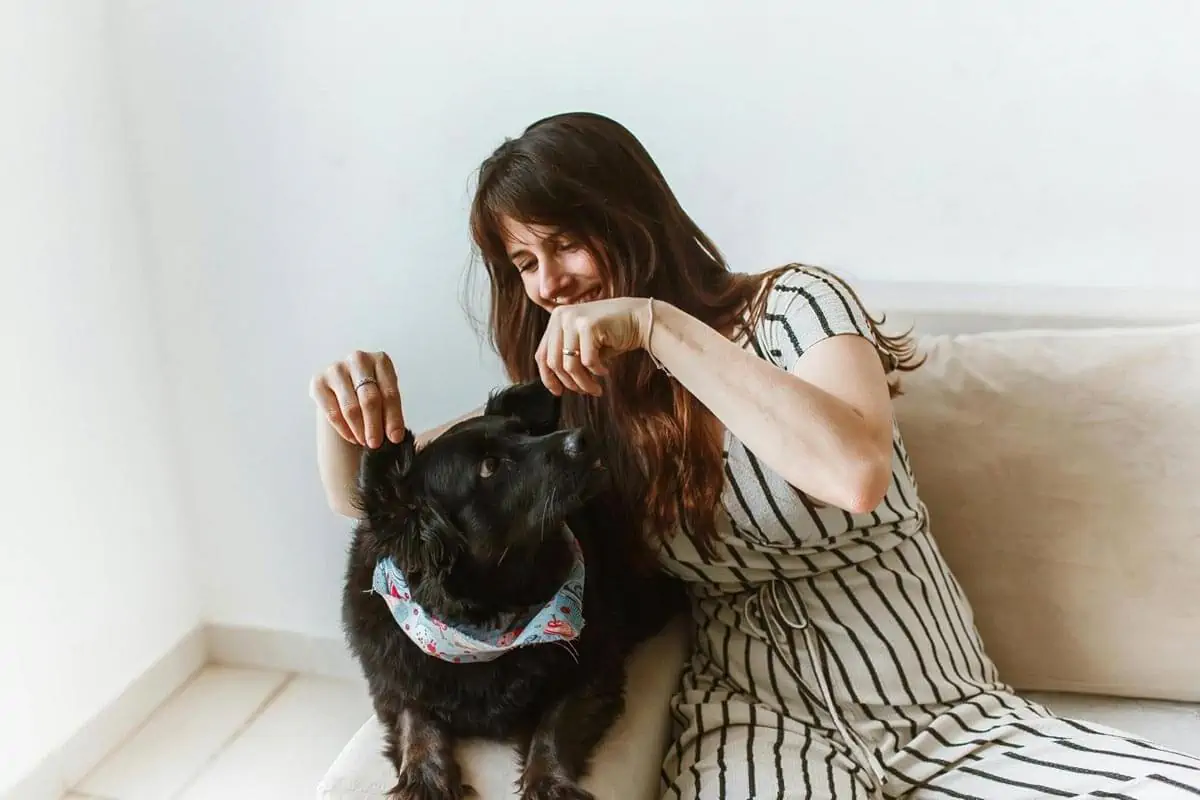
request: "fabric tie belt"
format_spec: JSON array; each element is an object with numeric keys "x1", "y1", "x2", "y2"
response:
[{"x1": 745, "y1": 579, "x2": 888, "y2": 799}]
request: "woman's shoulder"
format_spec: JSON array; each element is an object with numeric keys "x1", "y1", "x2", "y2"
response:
[
  {"x1": 745, "y1": 263, "x2": 886, "y2": 372},
  {"x1": 757, "y1": 263, "x2": 872, "y2": 318}
]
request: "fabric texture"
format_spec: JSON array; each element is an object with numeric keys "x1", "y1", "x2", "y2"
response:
[
  {"x1": 655, "y1": 265, "x2": 1200, "y2": 799},
  {"x1": 371, "y1": 527, "x2": 586, "y2": 663}
]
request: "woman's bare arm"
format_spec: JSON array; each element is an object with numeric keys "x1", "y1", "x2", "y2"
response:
[{"x1": 639, "y1": 300, "x2": 894, "y2": 514}]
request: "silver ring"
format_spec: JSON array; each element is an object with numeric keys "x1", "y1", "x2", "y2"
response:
[
  {"x1": 354, "y1": 376, "x2": 378, "y2": 391},
  {"x1": 562, "y1": 349, "x2": 579, "y2": 358}
]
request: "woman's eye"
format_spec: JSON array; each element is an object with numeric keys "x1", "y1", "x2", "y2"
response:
[{"x1": 480, "y1": 457, "x2": 499, "y2": 478}]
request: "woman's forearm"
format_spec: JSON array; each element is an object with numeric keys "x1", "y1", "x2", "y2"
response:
[
  {"x1": 316, "y1": 408, "x2": 365, "y2": 518},
  {"x1": 640, "y1": 300, "x2": 891, "y2": 513}
]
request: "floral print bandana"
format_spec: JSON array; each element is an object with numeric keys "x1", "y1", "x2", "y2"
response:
[{"x1": 371, "y1": 528, "x2": 586, "y2": 664}]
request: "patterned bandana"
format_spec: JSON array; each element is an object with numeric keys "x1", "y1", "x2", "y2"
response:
[{"x1": 371, "y1": 527, "x2": 586, "y2": 663}]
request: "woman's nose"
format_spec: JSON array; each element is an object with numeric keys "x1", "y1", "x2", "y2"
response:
[{"x1": 538, "y1": 261, "x2": 571, "y2": 302}]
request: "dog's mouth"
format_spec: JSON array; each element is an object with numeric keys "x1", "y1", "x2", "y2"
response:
[
  {"x1": 525, "y1": 466, "x2": 605, "y2": 540},
  {"x1": 549, "y1": 428, "x2": 606, "y2": 483}
]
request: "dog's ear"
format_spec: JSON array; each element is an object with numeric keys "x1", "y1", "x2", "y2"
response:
[
  {"x1": 484, "y1": 380, "x2": 561, "y2": 435},
  {"x1": 355, "y1": 431, "x2": 464, "y2": 577},
  {"x1": 354, "y1": 429, "x2": 417, "y2": 518}
]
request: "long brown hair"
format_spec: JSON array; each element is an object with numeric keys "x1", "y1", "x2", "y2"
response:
[{"x1": 467, "y1": 112, "x2": 920, "y2": 557}]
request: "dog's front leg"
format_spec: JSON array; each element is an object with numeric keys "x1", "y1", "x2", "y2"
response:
[
  {"x1": 384, "y1": 705, "x2": 472, "y2": 800},
  {"x1": 518, "y1": 668, "x2": 624, "y2": 800}
]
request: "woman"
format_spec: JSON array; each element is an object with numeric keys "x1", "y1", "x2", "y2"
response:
[{"x1": 312, "y1": 112, "x2": 1200, "y2": 799}]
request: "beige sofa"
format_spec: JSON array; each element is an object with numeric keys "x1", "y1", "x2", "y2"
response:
[{"x1": 318, "y1": 314, "x2": 1200, "y2": 799}]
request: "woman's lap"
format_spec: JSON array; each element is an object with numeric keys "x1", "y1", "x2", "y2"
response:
[
  {"x1": 660, "y1": 522, "x2": 1199, "y2": 798},
  {"x1": 660, "y1": 688, "x2": 877, "y2": 799},
  {"x1": 660, "y1": 686, "x2": 1200, "y2": 799}
]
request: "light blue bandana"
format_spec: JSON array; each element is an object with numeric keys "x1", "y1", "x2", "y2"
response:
[{"x1": 371, "y1": 527, "x2": 586, "y2": 663}]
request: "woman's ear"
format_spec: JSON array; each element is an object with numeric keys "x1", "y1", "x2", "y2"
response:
[{"x1": 484, "y1": 380, "x2": 561, "y2": 434}]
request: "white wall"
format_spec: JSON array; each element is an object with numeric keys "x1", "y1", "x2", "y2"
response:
[
  {"x1": 0, "y1": 3, "x2": 201, "y2": 793},
  {"x1": 111, "y1": 1, "x2": 1200, "y2": 640}
]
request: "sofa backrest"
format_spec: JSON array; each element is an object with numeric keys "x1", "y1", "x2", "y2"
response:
[{"x1": 891, "y1": 317, "x2": 1200, "y2": 703}]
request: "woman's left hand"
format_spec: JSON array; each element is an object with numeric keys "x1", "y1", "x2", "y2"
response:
[{"x1": 536, "y1": 297, "x2": 649, "y2": 396}]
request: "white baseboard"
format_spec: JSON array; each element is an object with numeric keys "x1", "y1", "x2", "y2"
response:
[
  {"x1": 205, "y1": 624, "x2": 365, "y2": 686},
  {"x1": 3, "y1": 626, "x2": 208, "y2": 800}
]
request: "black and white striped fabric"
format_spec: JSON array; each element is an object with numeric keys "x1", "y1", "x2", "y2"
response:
[{"x1": 656, "y1": 266, "x2": 1200, "y2": 799}]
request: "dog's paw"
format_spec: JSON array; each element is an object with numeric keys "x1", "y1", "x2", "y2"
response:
[
  {"x1": 519, "y1": 774, "x2": 595, "y2": 800},
  {"x1": 388, "y1": 768, "x2": 475, "y2": 800}
]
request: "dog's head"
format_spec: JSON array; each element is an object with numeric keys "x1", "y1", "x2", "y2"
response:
[{"x1": 354, "y1": 380, "x2": 604, "y2": 620}]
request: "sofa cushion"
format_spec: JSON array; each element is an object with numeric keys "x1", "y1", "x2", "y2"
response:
[
  {"x1": 894, "y1": 321, "x2": 1200, "y2": 702},
  {"x1": 318, "y1": 615, "x2": 691, "y2": 800}
]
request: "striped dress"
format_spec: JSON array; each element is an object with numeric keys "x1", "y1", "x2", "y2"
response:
[{"x1": 656, "y1": 265, "x2": 1200, "y2": 799}]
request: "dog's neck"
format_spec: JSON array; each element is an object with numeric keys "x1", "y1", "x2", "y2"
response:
[
  {"x1": 371, "y1": 525, "x2": 586, "y2": 664},
  {"x1": 442, "y1": 532, "x2": 575, "y2": 621}
]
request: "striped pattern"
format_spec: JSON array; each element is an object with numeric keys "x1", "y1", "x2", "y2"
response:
[{"x1": 656, "y1": 266, "x2": 1200, "y2": 798}]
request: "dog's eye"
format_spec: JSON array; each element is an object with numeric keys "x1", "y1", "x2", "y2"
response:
[{"x1": 480, "y1": 457, "x2": 499, "y2": 479}]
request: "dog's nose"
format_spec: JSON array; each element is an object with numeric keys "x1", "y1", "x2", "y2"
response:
[{"x1": 562, "y1": 429, "x2": 589, "y2": 460}]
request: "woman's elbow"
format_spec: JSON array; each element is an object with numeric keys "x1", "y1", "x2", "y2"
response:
[
  {"x1": 842, "y1": 448, "x2": 892, "y2": 514},
  {"x1": 780, "y1": 448, "x2": 890, "y2": 515}
]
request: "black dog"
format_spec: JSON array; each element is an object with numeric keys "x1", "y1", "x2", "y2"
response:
[{"x1": 341, "y1": 380, "x2": 687, "y2": 800}]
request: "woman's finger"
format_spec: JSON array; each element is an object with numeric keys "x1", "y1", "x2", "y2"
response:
[
  {"x1": 347, "y1": 351, "x2": 384, "y2": 448},
  {"x1": 310, "y1": 376, "x2": 358, "y2": 444},
  {"x1": 373, "y1": 352, "x2": 406, "y2": 443},
  {"x1": 554, "y1": 315, "x2": 587, "y2": 395},
  {"x1": 327, "y1": 362, "x2": 366, "y2": 445},
  {"x1": 538, "y1": 315, "x2": 566, "y2": 396},
  {"x1": 566, "y1": 322, "x2": 603, "y2": 396},
  {"x1": 575, "y1": 323, "x2": 607, "y2": 395}
]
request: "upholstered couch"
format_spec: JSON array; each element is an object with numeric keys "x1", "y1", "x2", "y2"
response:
[{"x1": 318, "y1": 314, "x2": 1200, "y2": 799}]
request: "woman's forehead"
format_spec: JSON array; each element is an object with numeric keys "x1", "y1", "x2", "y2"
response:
[{"x1": 499, "y1": 216, "x2": 557, "y2": 250}]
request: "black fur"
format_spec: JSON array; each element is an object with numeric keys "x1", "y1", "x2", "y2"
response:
[{"x1": 341, "y1": 380, "x2": 688, "y2": 800}]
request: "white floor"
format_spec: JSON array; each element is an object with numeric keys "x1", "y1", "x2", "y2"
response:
[{"x1": 62, "y1": 665, "x2": 372, "y2": 800}]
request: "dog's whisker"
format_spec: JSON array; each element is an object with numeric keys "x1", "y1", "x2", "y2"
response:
[
  {"x1": 539, "y1": 486, "x2": 558, "y2": 543},
  {"x1": 497, "y1": 546, "x2": 510, "y2": 566},
  {"x1": 554, "y1": 640, "x2": 580, "y2": 663}
]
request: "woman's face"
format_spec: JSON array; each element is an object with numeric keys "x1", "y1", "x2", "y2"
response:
[{"x1": 500, "y1": 216, "x2": 607, "y2": 313}]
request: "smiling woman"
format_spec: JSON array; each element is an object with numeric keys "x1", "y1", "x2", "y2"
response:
[
  {"x1": 312, "y1": 112, "x2": 1200, "y2": 799},
  {"x1": 465, "y1": 112, "x2": 911, "y2": 550}
]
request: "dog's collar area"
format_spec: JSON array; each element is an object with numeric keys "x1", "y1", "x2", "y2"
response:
[{"x1": 371, "y1": 525, "x2": 586, "y2": 664}]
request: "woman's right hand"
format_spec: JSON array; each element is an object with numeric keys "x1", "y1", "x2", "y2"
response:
[{"x1": 309, "y1": 350, "x2": 406, "y2": 449}]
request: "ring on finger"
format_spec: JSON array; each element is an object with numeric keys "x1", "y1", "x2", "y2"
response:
[
  {"x1": 562, "y1": 348, "x2": 579, "y2": 358},
  {"x1": 354, "y1": 376, "x2": 378, "y2": 391}
]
